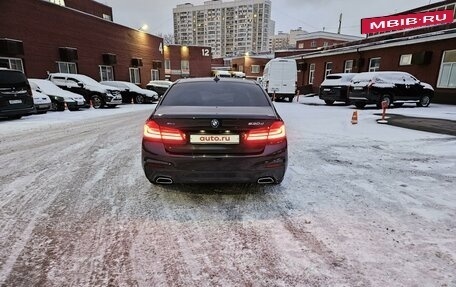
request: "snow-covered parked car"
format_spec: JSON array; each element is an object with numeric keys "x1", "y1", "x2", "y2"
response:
[
  {"x1": 100, "y1": 81, "x2": 159, "y2": 104},
  {"x1": 348, "y1": 71, "x2": 434, "y2": 109},
  {"x1": 29, "y1": 79, "x2": 86, "y2": 111},
  {"x1": 31, "y1": 90, "x2": 51, "y2": 114},
  {"x1": 319, "y1": 73, "x2": 357, "y2": 105},
  {"x1": 146, "y1": 80, "x2": 173, "y2": 97},
  {"x1": 48, "y1": 73, "x2": 122, "y2": 109}
]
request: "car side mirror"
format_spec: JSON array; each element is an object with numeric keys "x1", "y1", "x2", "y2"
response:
[{"x1": 77, "y1": 82, "x2": 84, "y2": 88}]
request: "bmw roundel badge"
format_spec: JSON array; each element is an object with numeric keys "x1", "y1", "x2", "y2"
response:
[{"x1": 211, "y1": 119, "x2": 220, "y2": 128}]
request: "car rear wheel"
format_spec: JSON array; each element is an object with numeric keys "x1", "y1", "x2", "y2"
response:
[
  {"x1": 135, "y1": 94, "x2": 145, "y2": 104},
  {"x1": 377, "y1": 95, "x2": 392, "y2": 109},
  {"x1": 51, "y1": 102, "x2": 65, "y2": 111},
  {"x1": 324, "y1": 100, "x2": 335, "y2": 105},
  {"x1": 417, "y1": 94, "x2": 431, "y2": 107},
  {"x1": 91, "y1": 95, "x2": 103, "y2": 109},
  {"x1": 354, "y1": 102, "x2": 366, "y2": 109}
]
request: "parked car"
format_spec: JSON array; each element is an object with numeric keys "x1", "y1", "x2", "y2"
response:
[
  {"x1": 31, "y1": 90, "x2": 52, "y2": 114},
  {"x1": 0, "y1": 68, "x2": 35, "y2": 120},
  {"x1": 319, "y1": 73, "x2": 357, "y2": 105},
  {"x1": 231, "y1": 71, "x2": 246, "y2": 78},
  {"x1": 100, "y1": 81, "x2": 159, "y2": 104},
  {"x1": 142, "y1": 77, "x2": 288, "y2": 185},
  {"x1": 146, "y1": 80, "x2": 173, "y2": 97},
  {"x1": 29, "y1": 79, "x2": 86, "y2": 111},
  {"x1": 48, "y1": 73, "x2": 122, "y2": 109},
  {"x1": 212, "y1": 70, "x2": 232, "y2": 78},
  {"x1": 348, "y1": 71, "x2": 434, "y2": 109}
]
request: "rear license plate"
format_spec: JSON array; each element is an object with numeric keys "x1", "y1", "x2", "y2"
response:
[
  {"x1": 9, "y1": 99, "x2": 22, "y2": 104},
  {"x1": 323, "y1": 88, "x2": 331, "y2": 92},
  {"x1": 190, "y1": 134, "x2": 240, "y2": 144},
  {"x1": 77, "y1": 101, "x2": 84, "y2": 105}
]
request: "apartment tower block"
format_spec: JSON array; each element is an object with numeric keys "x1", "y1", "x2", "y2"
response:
[{"x1": 173, "y1": 0, "x2": 272, "y2": 57}]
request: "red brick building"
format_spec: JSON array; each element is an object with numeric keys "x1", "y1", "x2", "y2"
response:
[
  {"x1": 295, "y1": 31, "x2": 362, "y2": 49},
  {"x1": 230, "y1": 56, "x2": 271, "y2": 79},
  {"x1": 163, "y1": 45, "x2": 213, "y2": 81},
  {"x1": 0, "y1": 0, "x2": 212, "y2": 87},
  {"x1": 287, "y1": 0, "x2": 456, "y2": 104}
]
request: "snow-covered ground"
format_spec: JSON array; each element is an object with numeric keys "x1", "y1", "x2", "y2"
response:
[{"x1": 0, "y1": 99, "x2": 455, "y2": 286}]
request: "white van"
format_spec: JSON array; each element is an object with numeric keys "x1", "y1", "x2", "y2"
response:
[{"x1": 262, "y1": 58, "x2": 297, "y2": 102}]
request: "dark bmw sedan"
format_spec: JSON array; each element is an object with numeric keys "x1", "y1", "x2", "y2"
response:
[{"x1": 142, "y1": 77, "x2": 288, "y2": 185}]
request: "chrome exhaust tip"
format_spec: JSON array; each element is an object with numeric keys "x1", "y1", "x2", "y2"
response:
[
  {"x1": 257, "y1": 177, "x2": 275, "y2": 184},
  {"x1": 155, "y1": 177, "x2": 173, "y2": 185}
]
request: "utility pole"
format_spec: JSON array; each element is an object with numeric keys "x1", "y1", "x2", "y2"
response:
[{"x1": 337, "y1": 13, "x2": 342, "y2": 34}]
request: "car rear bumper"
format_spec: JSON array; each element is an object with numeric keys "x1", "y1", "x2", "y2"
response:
[
  {"x1": 319, "y1": 94, "x2": 348, "y2": 101},
  {"x1": 34, "y1": 103, "x2": 51, "y2": 110},
  {"x1": 319, "y1": 88, "x2": 349, "y2": 101},
  {"x1": 0, "y1": 106, "x2": 35, "y2": 117},
  {"x1": 142, "y1": 142, "x2": 287, "y2": 184}
]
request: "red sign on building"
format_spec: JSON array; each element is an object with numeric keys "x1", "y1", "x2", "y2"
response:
[{"x1": 361, "y1": 10, "x2": 454, "y2": 34}]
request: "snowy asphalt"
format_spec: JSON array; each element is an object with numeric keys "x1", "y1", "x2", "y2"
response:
[{"x1": 0, "y1": 101, "x2": 455, "y2": 286}]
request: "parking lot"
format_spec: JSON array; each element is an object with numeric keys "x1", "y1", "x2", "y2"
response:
[{"x1": 0, "y1": 100, "x2": 455, "y2": 286}]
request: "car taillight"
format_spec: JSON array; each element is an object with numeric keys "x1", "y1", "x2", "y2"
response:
[
  {"x1": 143, "y1": 120, "x2": 186, "y2": 145},
  {"x1": 245, "y1": 121, "x2": 286, "y2": 144},
  {"x1": 26, "y1": 84, "x2": 33, "y2": 97}
]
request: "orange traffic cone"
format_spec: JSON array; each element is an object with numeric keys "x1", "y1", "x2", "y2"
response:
[
  {"x1": 351, "y1": 111, "x2": 358, "y2": 125},
  {"x1": 64, "y1": 102, "x2": 68, "y2": 110},
  {"x1": 89, "y1": 100, "x2": 93, "y2": 108}
]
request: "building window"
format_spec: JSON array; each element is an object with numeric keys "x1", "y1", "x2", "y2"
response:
[
  {"x1": 310, "y1": 41, "x2": 316, "y2": 48},
  {"x1": 399, "y1": 54, "x2": 412, "y2": 66},
  {"x1": 325, "y1": 62, "x2": 333, "y2": 78},
  {"x1": 323, "y1": 42, "x2": 329, "y2": 47},
  {"x1": 369, "y1": 57, "x2": 381, "y2": 72},
  {"x1": 251, "y1": 65, "x2": 260, "y2": 74},
  {"x1": 129, "y1": 68, "x2": 140, "y2": 84},
  {"x1": 0, "y1": 57, "x2": 24, "y2": 72},
  {"x1": 99, "y1": 65, "x2": 114, "y2": 81},
  {"x1": 344, "y1": 60, "x2": 353, "y2": 73},
  {"x1": 437, "y1": 50, "x2": 456, "y2": 88},
  {"x1": 164, "y1": 59, "x2": 171, "y2": 70},
  {"x1": 151, "y1": 69, "x2": 159, "y2": 81},
  {"x1": 47, "y1": 0, "x2": 65, "y2": 6},
  {"x1": 298, "y1": 43, "x2": 304, "y2": 49},
  {"x1": 103, "y1": 14, "x2": 112, "y2": 21},
  {"x1": 57, "y1": 61, "x2": 77, "y2": 74},
  {"x1": 308, "y1": 63, "x2": 315, "y2": 84},
  {"x1": 181, "y1": 60, "x2": 189, "y2": 74}
]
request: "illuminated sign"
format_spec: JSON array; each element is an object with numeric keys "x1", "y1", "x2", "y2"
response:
[{"x1": 361, "y1": 10, "x2": 453, "y2": 34}]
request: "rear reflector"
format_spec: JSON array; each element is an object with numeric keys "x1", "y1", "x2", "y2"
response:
[
  {"x1": 144, "y1": 120, "x2": 186, "y2": 144},
  {"x1": 245, "y1": 121, "x2": 286, "y2": 144}
]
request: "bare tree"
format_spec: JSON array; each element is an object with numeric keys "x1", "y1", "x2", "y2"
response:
[{"x1": 157, "y1": 33, "x2": 175, "y2": 45}]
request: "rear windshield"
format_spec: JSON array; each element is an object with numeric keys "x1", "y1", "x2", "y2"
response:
[
  {"x1": 326, "y1": 75, "x2": 342, "y2": 80},
  {"x1": 161, "y1": 81, "x2": 270, "y2": 107},
  {"x1": 0, "y1": 70, "x2": 27, "y2": 88}
]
